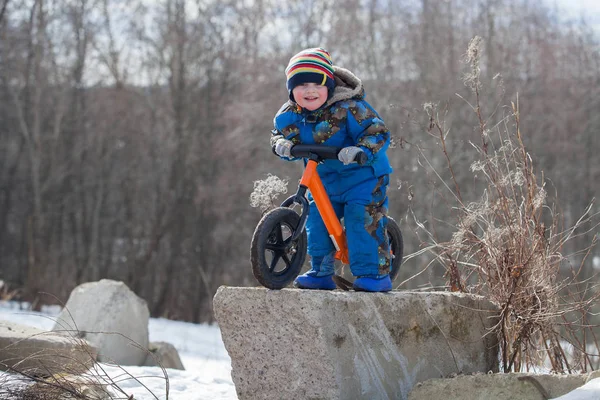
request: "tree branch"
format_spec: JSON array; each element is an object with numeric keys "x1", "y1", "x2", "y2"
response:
[{"x1": 0, "y1": 0, "x2": 9, "y2": 24}]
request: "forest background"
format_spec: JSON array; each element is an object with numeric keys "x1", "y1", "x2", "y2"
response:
[{"x1": 0, "y1": 0, "x2": 598, "y2": 323}]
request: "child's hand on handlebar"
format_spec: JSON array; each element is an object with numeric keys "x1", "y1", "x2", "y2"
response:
[
  {"x1": 274, "y1": 138, "x2": 294, "y2": 158},
  {"x1": 338, "y1": 146, "x2": 365, "y2": 165}
]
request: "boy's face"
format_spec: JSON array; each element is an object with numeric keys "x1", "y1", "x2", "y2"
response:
[{"x1": 292, "y1": 83, "x2": 328, "y2": 111}]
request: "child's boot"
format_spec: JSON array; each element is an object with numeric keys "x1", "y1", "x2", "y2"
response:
[
  {"x1": 294, "y1": 273, "x2": 336, "y2": 290},
  {"x1": 353, "y1": 275, "x2": 392, "y2": 292},
  {"x1": 294, "y1": 253, "x2": 336, "y2": 290}
]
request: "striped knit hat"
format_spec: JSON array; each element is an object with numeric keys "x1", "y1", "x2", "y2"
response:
[{"x1": 285, "y1": 47, "x2": 335, "y2": 101}]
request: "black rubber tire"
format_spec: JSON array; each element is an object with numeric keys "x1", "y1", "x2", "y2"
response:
[
  {"x1": 251, "y1": 207, "x2": 307, "y2": 289},
  {"x1": 387, "y1": 217, "x2": 404, "y2": 281}
]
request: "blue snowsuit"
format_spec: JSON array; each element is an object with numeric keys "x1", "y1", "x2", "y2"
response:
[{"x1": 271, "y1": 67, "x2": 393, "y2": 278}]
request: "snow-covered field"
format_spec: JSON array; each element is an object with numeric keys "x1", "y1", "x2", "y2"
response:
[
  {"x1": 1, "y1": 301, "x2": 599, "y2": 399},
  {"x1": 0, "y1": 301, "x2": 238, "y2": 399}
]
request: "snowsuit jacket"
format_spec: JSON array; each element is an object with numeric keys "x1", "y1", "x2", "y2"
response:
[
  {"x1": 271, "y1": 67, "x2": 392, "y2": 181},
  {"x1": 271, "y1": 66, "x2": 393, "y2": 277}
]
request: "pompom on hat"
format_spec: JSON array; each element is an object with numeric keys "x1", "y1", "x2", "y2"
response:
[{"x1": 285, "y1": 47, "x2": 335, "y2": 102}]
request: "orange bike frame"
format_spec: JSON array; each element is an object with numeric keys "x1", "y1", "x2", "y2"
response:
[{"x1": 299, "y1": 159, "x2": 350, "y2": 264}]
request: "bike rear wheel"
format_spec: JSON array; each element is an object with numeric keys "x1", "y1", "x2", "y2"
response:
[
  {"x1": 251, "y1": 207, "x2": 307, "y2": 289},
  {"x1": 387, "y1": 217, "x2": 404, "y2": 281}
]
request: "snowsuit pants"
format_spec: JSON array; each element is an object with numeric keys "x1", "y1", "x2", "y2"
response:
[{"x1": 306, "y1": 173, "x2": 391, "y2": 278}]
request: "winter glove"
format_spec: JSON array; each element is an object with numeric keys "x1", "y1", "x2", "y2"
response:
[
  {"x1": 274, "y1": 138, "x2": 294, "y2": 158},
  {"x1": 338, "y1": 146, "x2": 364, "y2": 165}
]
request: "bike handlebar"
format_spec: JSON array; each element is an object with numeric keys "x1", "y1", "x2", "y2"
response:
[{"x1": 290, "y1": 144, "x2": 367, "y2": 165}]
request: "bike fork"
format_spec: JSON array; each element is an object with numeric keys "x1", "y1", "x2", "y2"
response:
[{"x1": 280, "y1": 186, "x2": 309, "y2": 242}]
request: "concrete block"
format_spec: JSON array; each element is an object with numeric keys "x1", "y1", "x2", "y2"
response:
[
  {"x1": 52, "y1": 279, "x2": 149, "y2": 366},
  {"x1": 213, "y1": 287, "x2": 499, "y2": 400},
  {"x1": 0, "y1": 320, "x2": 96, "y2": 377},
  {"x1": 408, "y1": 372, "x2": 587, "y2": 400}
]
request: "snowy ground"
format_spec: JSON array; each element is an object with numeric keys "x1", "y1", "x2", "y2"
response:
[
  {"x1": 1, "y1": 301, "x2": 600, "y2": 399},
  {"x1": 0, "y1": 302, "x2": 238, "y2": 399}
]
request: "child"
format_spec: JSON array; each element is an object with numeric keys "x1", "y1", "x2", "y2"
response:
[{"x1": 271, "y1": 47, "x2": 393, "y2": 292}]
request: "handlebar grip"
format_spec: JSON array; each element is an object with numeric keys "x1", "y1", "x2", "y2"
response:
[
  {"x1": 290, "y1": 144, "x2": 339, "y2": 160},
  {"x1": 355, "y1": 151, "x2": 368, "y2": 165}
]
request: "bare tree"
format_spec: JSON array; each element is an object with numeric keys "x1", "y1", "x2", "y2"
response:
[
  {"x1": 0, "y1": 0, "x2": 9, "y2": 24},
  {"x1": 0, "y1": 0, "x2": 598, "y2": 324}
]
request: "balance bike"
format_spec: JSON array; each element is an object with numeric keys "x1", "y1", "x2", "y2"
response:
[{"x1": 250, "y1": 144, "x2": 404, "y2": 290}]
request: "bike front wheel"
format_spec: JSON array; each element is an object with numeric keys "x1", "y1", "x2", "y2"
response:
[
  {"x1": 387, "y1": 217, "x2": 404, "y2": 281},
  {"x1": 250, "y1": 207, "x2": 307, "y2": 289}
]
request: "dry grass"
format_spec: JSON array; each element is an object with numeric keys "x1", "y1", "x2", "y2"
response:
[
  {"x1": 0, "y1": 280, "x2": 21, "y2": 302},
  {"x1": 412, "y1": 36, "x2": 600, "y2": 373},
  {"x1": 1, "y1": 302, "x2": 169, "y2": 399},
  {"x1": 249, "y1": 173, "x2": 289, "y2": 213}
]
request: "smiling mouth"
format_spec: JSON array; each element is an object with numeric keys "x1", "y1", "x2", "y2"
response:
[{"x1": 304, "y1": 96, "x2": 318, "y2": 100}]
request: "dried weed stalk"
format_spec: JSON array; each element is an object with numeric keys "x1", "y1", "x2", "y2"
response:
[
  {"x1": 249, "y1": 173, "x2": 289, "y2": 213},
  {"x1": 1, "y1": 301, "x2": 169, "y2": 399},
  {"x1": 417, "y1": 36, "x2": 600, "y2": 373},
  {"x1": 0, "y1": 280, "x2": 21, "y2": 302}
]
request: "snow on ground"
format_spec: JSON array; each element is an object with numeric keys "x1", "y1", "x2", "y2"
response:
[
  {"x1": 1, "y1": 301, "x2": 599, "y2": 399},
  {"x1": 552, "y1": 378, "x2": 600, "y2": 400},
  {"x1": 0, "y1": 302, "x2": 238, "y2": 399}
]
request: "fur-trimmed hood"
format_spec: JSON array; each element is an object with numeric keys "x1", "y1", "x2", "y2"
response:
[
  {"x1": 278, "y1": 66, "x2": 365, "y2": 115},
  {"x1": 325, "y1": 66, "x2": 365, "y2": 107}
]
